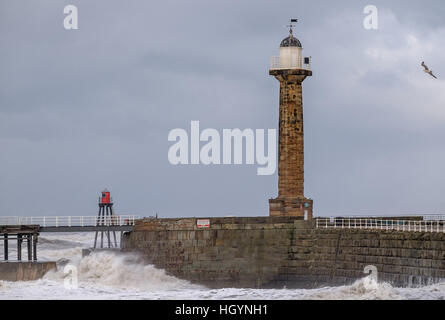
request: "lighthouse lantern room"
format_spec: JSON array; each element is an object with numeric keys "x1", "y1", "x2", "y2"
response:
[{"x1": 270, "y1": 19, "x2": 311, "y2": 70}]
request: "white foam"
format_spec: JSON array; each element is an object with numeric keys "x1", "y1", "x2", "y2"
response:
[
  {"x1": 0, "y1": 232, "x2": 444, "y2": 300},
  {"x1": 301, "y1": 277, "x2": 403, "y2": 300},
  {"x1": 44, "y1": 250, "x2": 199, "y2": 291}
]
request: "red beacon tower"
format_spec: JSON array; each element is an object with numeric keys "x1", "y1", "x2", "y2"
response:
[
  {"x1": 100, "y1": 190, "x2": 112, "y2": 205},
  {"x1": 94, "y1": 188, "x2": 117, "y2": 249}
]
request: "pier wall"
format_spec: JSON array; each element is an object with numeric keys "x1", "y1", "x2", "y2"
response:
[
  {"x1": 0, "y1": 262, "x2": 57, "y2": 281},
  {"x1": 122, "y1": 217, "x2": 445, "y2": 288}
]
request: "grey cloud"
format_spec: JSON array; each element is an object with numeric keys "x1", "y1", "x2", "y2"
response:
[{"x1": 1, "y1": 0, "x2": 445, "y2": 217}]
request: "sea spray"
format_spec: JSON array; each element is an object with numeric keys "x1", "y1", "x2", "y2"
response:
[
  {"x1": 305, "y1": 276, "x2": 403, "y2": 300},
  {"x1": 45, "y1": 250, "x2": 201, "y2": 291}
]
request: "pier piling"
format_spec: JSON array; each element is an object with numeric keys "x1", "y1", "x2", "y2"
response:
[
  {"x1": 17, "y1": 234, "x2": 22, "y2": 261},
  {"x1": 0, "y1": 225, "x2": 39, "y2": 262},
  {"x1": 4, "y1": 234, "x2": 8, "y2": 261}
]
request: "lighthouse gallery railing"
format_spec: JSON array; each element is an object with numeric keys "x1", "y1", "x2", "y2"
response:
[{"x1": 270, "y1": 56, "x2": 311, "y2": 71}]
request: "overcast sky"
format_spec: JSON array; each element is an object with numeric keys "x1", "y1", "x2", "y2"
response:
[{"x1": 1, "y1": 0, "x2": 444, "y2": 218}]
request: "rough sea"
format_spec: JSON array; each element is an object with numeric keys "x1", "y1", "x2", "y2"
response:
[{"x1": 0, "y1": 232, "x2": 444, "y2": 300}]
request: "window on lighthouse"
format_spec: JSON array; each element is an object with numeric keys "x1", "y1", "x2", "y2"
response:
[{"x1": 292, "y1": 53, "x2": 297, "y2": 68}]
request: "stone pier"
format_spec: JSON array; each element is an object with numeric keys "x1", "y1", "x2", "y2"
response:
[{"x1": 122, "y1": 217, "x2": 445, "y2": 289}]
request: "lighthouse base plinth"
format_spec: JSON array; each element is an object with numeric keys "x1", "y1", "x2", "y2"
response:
[{"x1": 269, "y1": 197, "x2": 313, "y2": 219}]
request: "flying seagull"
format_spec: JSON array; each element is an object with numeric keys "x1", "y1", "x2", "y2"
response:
[{"x1": 421, "y1": 61, "x2": 437, "y2": 79}]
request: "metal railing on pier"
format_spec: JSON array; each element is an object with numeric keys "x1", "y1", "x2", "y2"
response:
[
  {"x1": 316, "y1": 217, "x2": 445, "y2": 233},
  {"x1": 328, "y1": 214, "x2": 445, "y2": 221},
  {"x1": 0, "y1": 215, "x2": 138, "y2": 228}
]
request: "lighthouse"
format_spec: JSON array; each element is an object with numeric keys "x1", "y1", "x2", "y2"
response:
[
  {"x1": 94, "y1": 188, "x2": 118, "y2": 248},
  {"x1": 269, "y1": 20, "x2": 313, "y2": 219}
]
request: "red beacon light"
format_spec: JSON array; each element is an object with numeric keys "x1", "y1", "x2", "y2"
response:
[
  {"x1": 99, "y1": 188, "x2": 112, "y2": 205},
  {"x1": 95, "y1": 188, "x2": 117, "y2": 249}
]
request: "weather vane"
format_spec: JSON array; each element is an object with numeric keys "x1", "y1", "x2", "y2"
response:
[{"x1": 286, "y1": 18, "x2": 298, "y2": 35}]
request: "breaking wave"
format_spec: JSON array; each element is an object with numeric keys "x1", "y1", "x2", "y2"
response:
[
  {"x1": 44, "y1": 251, "x2": 200, "y2": 291},
  {"x1": 303, "y1": 277, "x2": 403, "y2": 300}
]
